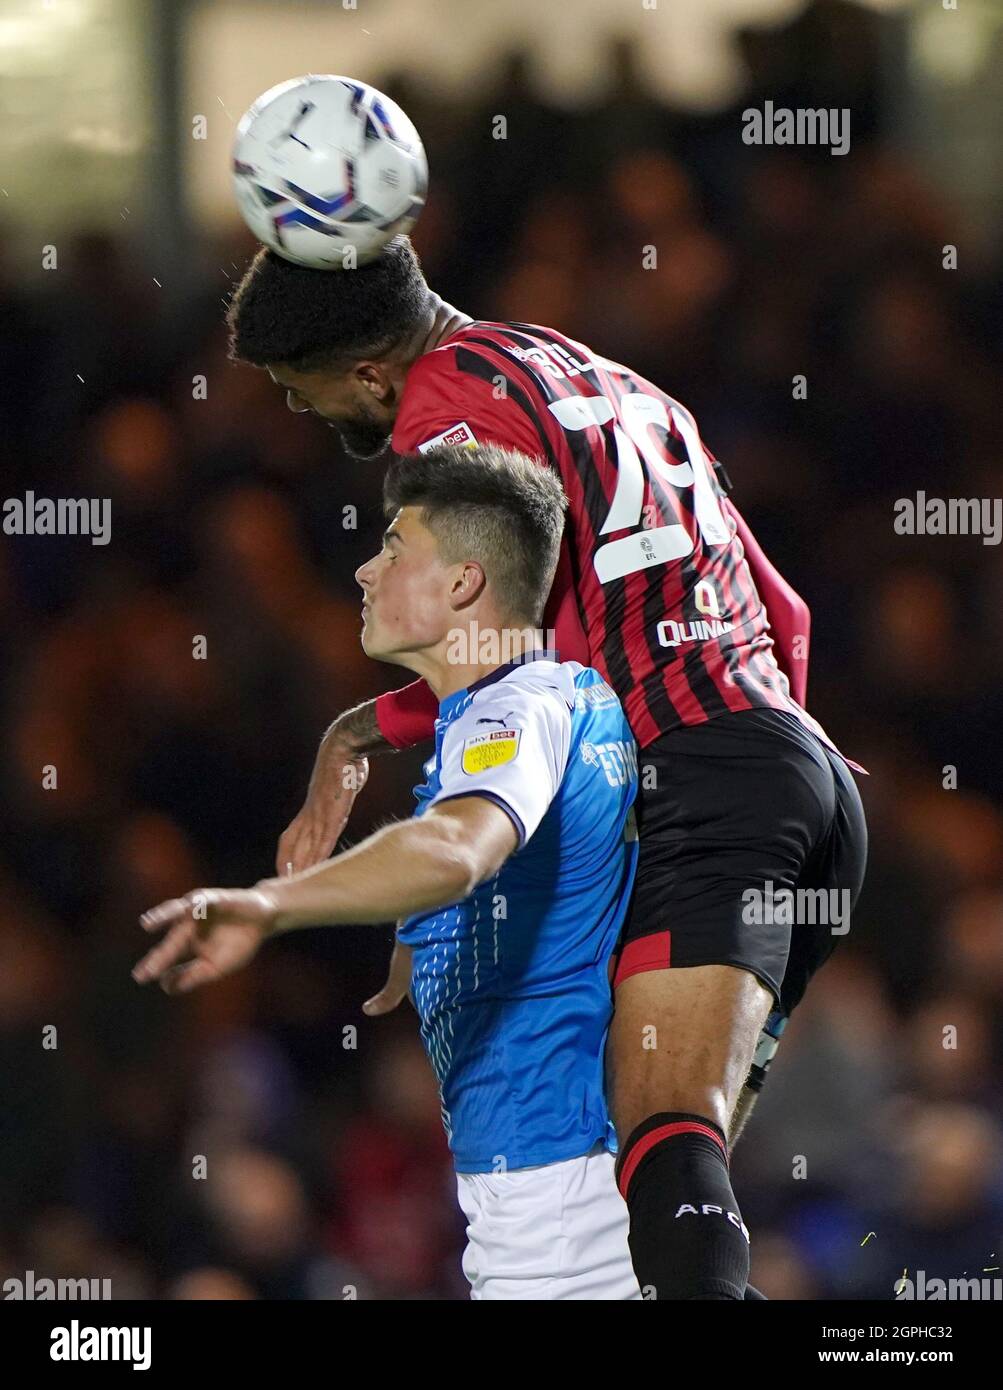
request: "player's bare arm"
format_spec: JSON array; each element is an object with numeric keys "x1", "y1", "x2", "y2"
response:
[
  {"x1": 136, "y1": 796, "x2": 517, "y2": 995},
  {"x1": 276, "y1": 697, "x2": 384, "y2": 874}
]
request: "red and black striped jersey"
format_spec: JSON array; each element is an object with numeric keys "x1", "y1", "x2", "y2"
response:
[{"x1": 387, "y1": 319, "x2": 835, "y2": 753}]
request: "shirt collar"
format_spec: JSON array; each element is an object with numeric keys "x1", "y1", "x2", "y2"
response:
[{"x1": 437, "y1": 648, "x2": 559, "y2": 720}]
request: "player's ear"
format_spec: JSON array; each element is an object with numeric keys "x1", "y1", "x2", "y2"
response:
[
  {"x1": 356, "y1": 360, "x2": 394, "y2": 400},
  {"x1": 449, "y1": 561, "x2": 486, "y2": 609}
]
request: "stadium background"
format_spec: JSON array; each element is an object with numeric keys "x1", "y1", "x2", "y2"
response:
[{"x1": 2, "y1": 0, "x2": 1002, "y2": 1299}]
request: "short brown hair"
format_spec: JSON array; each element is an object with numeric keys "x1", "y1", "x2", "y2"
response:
[{"x1": 383, "y1": 444, "x2": 568, "y2": 625}]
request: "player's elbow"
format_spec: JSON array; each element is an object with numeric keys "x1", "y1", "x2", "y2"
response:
[
  {"x1": 423, "y1": 818, "x2": 504, "y2": 900},
  {"x1": 437, "y1": 836, "x2": 486, "y2": 902}
]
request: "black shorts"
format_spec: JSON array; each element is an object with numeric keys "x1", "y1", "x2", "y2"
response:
[{"x1": 611, "y1": 707, "x2": 868, "y2": 1019}]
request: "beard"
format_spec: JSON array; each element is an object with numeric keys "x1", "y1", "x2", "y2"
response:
[{"x1": 328, "y1": 412, "x2": 392, "y2": 462}]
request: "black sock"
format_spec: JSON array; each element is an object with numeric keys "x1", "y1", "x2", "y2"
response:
[{"x1": 615, "y1": 1112, "x2": 750, "y2": 1300}]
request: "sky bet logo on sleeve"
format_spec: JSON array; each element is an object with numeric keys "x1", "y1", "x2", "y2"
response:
[
  {"x1": 417, "y1": 422, "x2": 478, "y2": 453},
  {"x1": 461, "y1": 728, "x2": 520, "y2": 774}
]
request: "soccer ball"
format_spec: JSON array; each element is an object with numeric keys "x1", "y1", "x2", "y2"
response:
[{"x1": 232, "y1": 74, "x2": 428, "y2": 269}]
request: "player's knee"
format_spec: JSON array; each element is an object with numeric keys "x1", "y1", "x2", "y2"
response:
[{"x1": 613, "y1": 1083, "x2": 728, "y2": 1145}]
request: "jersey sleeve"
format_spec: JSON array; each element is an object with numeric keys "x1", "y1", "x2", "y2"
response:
[
  {"x1": 392, "y1": 348, "x2": 550, "y2": 461},
  {"x1": 375, "y1": 677, "x2": 440, "y2": 749},
  {"x1": 428, "y1": 682, "x2": 573, "y2": 848},
  {"x1": 724, "y1": 497, "x2": 811, "y2": 706}
]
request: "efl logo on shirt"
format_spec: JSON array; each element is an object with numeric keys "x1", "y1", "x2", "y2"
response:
[
  {"x1": 461, "y1": 728, "x2": 520, "y2": 774},
  {"x1": 417, "y1": 422, "x2": 478, "y2": 453}
]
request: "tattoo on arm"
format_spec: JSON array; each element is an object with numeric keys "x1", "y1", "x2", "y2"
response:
[{"x1": 327, "y1": 698, "x2": 391, "y2": 757}]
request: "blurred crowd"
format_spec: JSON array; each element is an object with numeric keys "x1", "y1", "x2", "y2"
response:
[{"x1": 2, "y1": 5, "x2": 1002, "y2": 1299}]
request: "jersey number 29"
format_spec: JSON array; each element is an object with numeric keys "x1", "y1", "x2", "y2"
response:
[{"x1": 548, "y1": 392, "x2": 731, "y2": 584}]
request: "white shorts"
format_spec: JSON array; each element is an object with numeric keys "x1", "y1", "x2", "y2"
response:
[{"x1": 456, "y1": 1144, "x2": 642, "y2": 1300}]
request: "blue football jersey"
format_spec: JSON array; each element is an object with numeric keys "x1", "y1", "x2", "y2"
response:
[{"x1": 397, "y1": 651, "x2": 638, "y2": 1172}]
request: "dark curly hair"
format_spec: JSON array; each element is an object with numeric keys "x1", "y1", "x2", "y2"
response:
[
  {"x1": 226, "y1": 235, "x2": 432, "y2": 372},
  {"x1": 383, "y1": 444, "x2": 568, "y2": 626}
]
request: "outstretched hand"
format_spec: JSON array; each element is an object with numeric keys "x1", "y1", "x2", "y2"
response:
[{"x1": 132, "y1": 888, "x2": 278, "y2": 994}]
